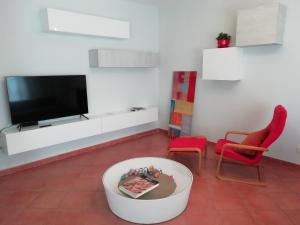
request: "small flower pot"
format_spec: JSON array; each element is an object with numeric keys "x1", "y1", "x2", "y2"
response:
[{"x1": 217, "y1": 39, "x2": 231, "y2": 48}]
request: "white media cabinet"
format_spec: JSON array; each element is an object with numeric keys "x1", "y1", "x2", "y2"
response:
[{"x1": 1, "y1": 107, "x2": 158, "y2": 155}]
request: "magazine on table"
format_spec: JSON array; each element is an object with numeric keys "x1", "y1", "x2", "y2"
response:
[{"x1": 119, "y1": 175, "x2": 159, "y2": 199}]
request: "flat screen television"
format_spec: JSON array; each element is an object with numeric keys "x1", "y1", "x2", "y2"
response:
[{"x1": 6, "y1": 75, "x2": 88, "y2": 126}]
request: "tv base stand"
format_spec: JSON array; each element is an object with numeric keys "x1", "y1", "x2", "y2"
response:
[
  {"x1": 80, "y1": 114, "x2": 89, "y2": 120},
  {"x1": 2, "y1": 107, "x2": 158, "y2": 155},
  {"x1": 18, "y1": 121, "x2": 38, "y2": 132}
]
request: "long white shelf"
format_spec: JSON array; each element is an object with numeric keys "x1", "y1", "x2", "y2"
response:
[
  {"x1": 1, "y1": 107, "x2": 158, "y2": 155},
  {"x1": 45, "y1": 8, "x2": 130, "y2": 39},
  {"x1": 89, "y1": 49, "x2": 159, "y2": 68}
]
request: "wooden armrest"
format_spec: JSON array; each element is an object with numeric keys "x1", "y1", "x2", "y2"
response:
[
  {"x1": 225, "y1": 131, "x2": 250, "y2": 140},
  {"x1": 222, "y1": 143, "x2": 268, "y2": 152}
]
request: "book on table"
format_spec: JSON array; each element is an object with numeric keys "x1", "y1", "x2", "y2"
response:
[{"x1": 119, "y1": 175, "x2": 159, "y2": 199}]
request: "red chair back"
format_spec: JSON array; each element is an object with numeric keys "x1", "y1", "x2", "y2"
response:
[
  {"x1": 261, "y1": 105, "x2": 287, "y2": 148},
  {"x1": 252, "y1": 105, "x2": 287, "y2": 162}
]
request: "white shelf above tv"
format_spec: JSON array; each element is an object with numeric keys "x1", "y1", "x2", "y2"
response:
[
  {"x1": 45, "y1": 8, "x2": 130, "y2": 39},
  {"x1": 1, "y1": 107, "x2": 158, "y2": 155},
  {"x1": 89, "y1": 49, "x2": 159, "y2": 68}
]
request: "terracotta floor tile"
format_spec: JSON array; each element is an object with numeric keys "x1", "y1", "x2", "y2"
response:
[
  {"x1": 52, "y1": 211, "x2": 85, "y2": 225},
  {"x1": 115, "y1": 219, "x2": 142, "y2": 225},
  {"x1": 0, "y1": 191, "x2": 39, "y2": 209},
  {"x1": 159, "y1": 213, "x2": 187, "y2": 225},
  {"x1": 72, "y1": 177, "x2": 101, "y2": 191},
  {"x1": 242, "y1": 192, "x2": 279, "y2": 210},
  {"x1": 45, "y1": 176, "x2": 76, "y2": 191},
  {"x1": 184, "y1": 208, "x2": 220, "y2": 225},
  {"x1": 284, "y1": 179, "x2": 300, "y2": 194},
  {"x1": 80, "y1": 165, "x2": 105, "y2": 178},
  {"x1": 30, "y1": 191, "x2": 66, "y2": 209},
  {"x1": 269, "y1": 192, "x2": 300, "y2": 210},
  {"x1": 213, "y1": 193, "x2": 245, "y2": 210},
  {"x1": 9, "y1": 208, "x2": 58, "y2": 225},
  {"x1": 82, "y1": 211, "x2": 118, "y2": 225},
  {"x1": 1, "y1": 133, "x2": 300, "y2": 225},
  {"x1": 219, "y1": 209, "x2": 256, "y2": 225},
  {"x1": 187, "y1": 191, "x2": 216, "y2": 212},
  {"x1": 63, "y1": 165, "x2": 86, "y2": 178},
  {"x1": 250, "y1": 210, "x2": 294, "y2": 225},
  {"x1": 0, "y1": 207, "x2": 23, "y2": 225},
  {"x1": 284, "y1": 210, "x2": 300, "y2": 225},
  {"x1": 58, "y1": 191, "x2": 108, "y2": 212}
]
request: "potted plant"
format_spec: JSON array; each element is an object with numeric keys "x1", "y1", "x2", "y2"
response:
[{"x1": 216, "y1": 32, "x2": 231, "y2": 48}]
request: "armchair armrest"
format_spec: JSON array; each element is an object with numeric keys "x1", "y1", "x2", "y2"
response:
[
  {"x1": 225, "y1": 131, "x2": 250, "y2": 140},
  {"x1": 221, "y1": 143, "x2": 268, "y2": 155}
]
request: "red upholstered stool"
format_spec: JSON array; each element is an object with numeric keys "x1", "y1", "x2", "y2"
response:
[{"x1": 168, "y1": 136, "x2": 207, "y2": 175}]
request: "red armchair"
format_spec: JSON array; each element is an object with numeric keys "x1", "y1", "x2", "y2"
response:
[{"x1": 215, "y1": 105, "x2": 287, "y2": 185}]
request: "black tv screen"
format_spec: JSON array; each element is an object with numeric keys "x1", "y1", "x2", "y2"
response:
[{"x1": 6, "y1": 75, "x2": 88, "y2": 125}]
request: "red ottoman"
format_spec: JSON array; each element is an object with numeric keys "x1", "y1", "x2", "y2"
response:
[{"x1": 168, "y1": 136, "x2": 207, "y2": 175}]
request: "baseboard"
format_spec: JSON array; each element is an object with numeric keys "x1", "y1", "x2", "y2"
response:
[
  {"x1": 263, "y1": 155, "x2": 300, "y2": 168},
  {"x1": 0, "y1": 128, "x2": 164, "y2": 177}
]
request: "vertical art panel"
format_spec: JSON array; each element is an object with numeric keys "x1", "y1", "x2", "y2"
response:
[{"x1": 169, "y1": 71, "x2": 197, "y2": 138}]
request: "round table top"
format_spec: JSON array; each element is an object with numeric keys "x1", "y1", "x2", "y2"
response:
[{"x1": 118, "y1": 174, "x2": 177, "y2": 200}]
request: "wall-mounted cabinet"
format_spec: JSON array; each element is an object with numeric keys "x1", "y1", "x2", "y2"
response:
[
  {"x1": 202, "y1": 47, "x2": 243, "y2": 81},
  {"x1": 1, "y1": 107, "x2": 158, "y2": 155},
  {"x1": 89, "y1": 49, "x2": 159, "y2": 68},
  {"x1": 45, "y1": 8, "x2": 130, "y2": 39},
  {"x1": 236, "y1": 3, "x2": 287, "y2": 47}
]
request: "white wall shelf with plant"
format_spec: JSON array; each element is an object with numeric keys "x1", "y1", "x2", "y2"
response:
[{"x1": 202, "y1": 47, "x2": 243, "y2": 81}]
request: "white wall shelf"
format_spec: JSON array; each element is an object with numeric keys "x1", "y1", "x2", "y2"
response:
[
  {"x1": 45, "y1": 8, "x2": 130, "y2": 39},
  {"x1": 1, "y1": 107, "x2": 158, "y2": 155},
  {"x1": 236, "y1": 3, "x2": 287, "y2": 47},
  {"x1": 89, "y1": 49, "x2": 159, "y2": 68},
  {"x1": 202, "y1": 47, "x2": 243, "y2": 81}
]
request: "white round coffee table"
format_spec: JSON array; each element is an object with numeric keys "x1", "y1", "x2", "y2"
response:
[{"x1": 102, "y1": 157, "x2": 193, "y2": 224}]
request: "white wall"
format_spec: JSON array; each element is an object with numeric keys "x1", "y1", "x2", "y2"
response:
[
  {"x1": 0, "y1": 0, "x2": 159, "y2": 170},
  {"x1": 158, "y1": 0, "x2": 300, "y2": 164}
]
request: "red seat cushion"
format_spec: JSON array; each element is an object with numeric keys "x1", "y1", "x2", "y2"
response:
[
  {"x1": 236, "y1": 129, "x2": 269, "y2": 157},
  {"x1": 215, "y1": 139, "x2": 261, "y2": 165},
  {"x1": 168, "y1": 137, "x2": 207, "y2": 152}
]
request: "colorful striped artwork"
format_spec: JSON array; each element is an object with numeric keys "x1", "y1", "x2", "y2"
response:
[{"x1": 168, "y1": 71, "x2": 197, "y2": 138}]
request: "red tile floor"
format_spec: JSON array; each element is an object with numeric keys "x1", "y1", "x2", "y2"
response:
[{"x1": 1, "y1": 132, "x2": 300, "y2": 225}]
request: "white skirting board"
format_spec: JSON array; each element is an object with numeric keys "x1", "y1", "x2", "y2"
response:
[
  {"x1": 1, "y1": 107, "x2": 158, "y2": 155},
  {"x1": 45, "y1": 8, "x2": 130, "y2": 39}
]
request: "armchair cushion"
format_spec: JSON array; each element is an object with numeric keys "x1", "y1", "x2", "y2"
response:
[
  {"x1": 236, "y1": 129, "x2": 269, "y2": 157},
  {"x1": 215, "y1": 139, "x2": 261, "y2": 165}
]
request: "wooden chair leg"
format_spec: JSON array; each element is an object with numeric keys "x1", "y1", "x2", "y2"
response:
[
  {"x1": 216, "y1": 154, "x2": 223, "y2": 178},
  {"x1": 198, "y1": 151, "x2": 202, "y2": 175},
  {"x1": 216, "y1": 157, "x2": 266, "y2": 186},
  {"x1": 257, "y1": 165, "x2": 263, "y2": 182}
]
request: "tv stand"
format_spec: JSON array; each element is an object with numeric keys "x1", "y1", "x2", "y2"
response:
[
  {"x1": 80, "y1": 114, "x2": 89, "y2": 120},
  {"x1": 18, "y1": 121, "x2": 38, "y2": 132},
  {"x1": 1, "y1": 107, "x2": 158, "y2": 155}
]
